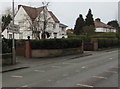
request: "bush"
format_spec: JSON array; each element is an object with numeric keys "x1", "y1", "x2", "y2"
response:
[
  {"x1": 2, "y1": 38, "x2": 12, "y2": 53},
  {"x1": 98, "y1": 38, "x2": 118, "y2": 48},
  {"x1": 91, "y1": 32, "x2": 117, "y2": 39},
  {"x1": 30, "y1": 38, "x2": 82, "y2": 49}
]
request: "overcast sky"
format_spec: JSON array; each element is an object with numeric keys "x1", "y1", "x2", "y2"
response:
[{"x1": 0, "y1": 0, "x2": 119, "y2": 29}]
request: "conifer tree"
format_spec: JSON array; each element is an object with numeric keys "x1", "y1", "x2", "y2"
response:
[
  {"x1": 74, "y1": 14, "x2": 85, "y2": 35},
  {"x1": 85, "y1": 9, "x2": 94, "y2": 26},
  {"x1": 2, "y1": 14, "x2": 12, "y2": 31}
]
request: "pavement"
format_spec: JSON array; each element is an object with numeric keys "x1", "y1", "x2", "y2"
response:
[{"x1": 2, "y1": 52, "x2": 92, "y2": 73}]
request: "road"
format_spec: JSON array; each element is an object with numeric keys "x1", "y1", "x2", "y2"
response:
[{"x1": 2, "y1": 49, "x2": 119, "y2": 87}]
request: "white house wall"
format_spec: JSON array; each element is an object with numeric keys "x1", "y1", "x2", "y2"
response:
[
  {"x1": 95, "y1": 28, "x2": 116, "y2": 33},
  {"x1": 14, "y1": 6, "x2": 33, "y2": 39},
  {"x1": 3, "y1": 6, "x2": 68, "y2": 40}
]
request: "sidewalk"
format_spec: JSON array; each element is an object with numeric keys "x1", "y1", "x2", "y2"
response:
[{"x1": 2, "y1": 53, "x2": 92, "y2": 73}]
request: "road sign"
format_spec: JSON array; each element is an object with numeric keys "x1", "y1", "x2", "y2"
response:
[{"x1": 7, "y1": 23, "x2": 20, "y2": 33}]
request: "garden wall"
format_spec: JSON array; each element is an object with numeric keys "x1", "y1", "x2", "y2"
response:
[
  {"x1": 32, "y1": 47, "x2": 83, "y2": 58},
  {"x1": 16, "y1": 38, "x2": 83, "y2": 58}
]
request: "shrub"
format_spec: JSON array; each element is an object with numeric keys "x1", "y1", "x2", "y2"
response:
[
  {"x1": 30, "y1": 38, "x2": 82, "y2": 49},
  {"x1": 2, "y1": 38, "x2": 12, "y2": 53},
  {"x1": 98, "y1": 38, "x2": 118, "y2": 48}
]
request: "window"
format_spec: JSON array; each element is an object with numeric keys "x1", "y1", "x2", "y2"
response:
[
  {"x1": 19, "y1": 33, "x2": 23, "y2": 39},
  {"x1": 19, "y1": 21, "x2": 24, "y2": 27},
  {"x1": 53, "y1": 24, "x2": 56, "y2": 29},
  {"x1": 9, "y1": 34, "x2": 12, "y2": 39}
]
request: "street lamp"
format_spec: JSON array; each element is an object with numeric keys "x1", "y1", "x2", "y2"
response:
[{"x1": 12, "y1": 0, "x2": 16, "y2": 64}]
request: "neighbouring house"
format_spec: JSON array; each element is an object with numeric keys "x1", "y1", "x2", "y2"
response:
[
  {"x1": 2, "y1": 5, "x2": 68, "y2": 39},
  {"x1": 94, "y1": 18, "x2": 116, "y2": 33},
  {"x1": 66, "y1": 29, "x2": 74, "y2": 34}
]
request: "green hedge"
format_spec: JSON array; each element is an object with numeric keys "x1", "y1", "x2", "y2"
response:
[
  {"x1": 90, "y1": 32, "x2": 117, "y2": 39},
  {"x1": 2, "y1": 38, "x2": 12, "y2": 53},
  {"x1": 98, "y1": 38, "x2": 119, "y2": 48},
  {"x1": 30, "y1": 38, "x2": 82, "y2": 49}
]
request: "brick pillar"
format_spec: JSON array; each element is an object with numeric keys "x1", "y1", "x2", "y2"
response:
[
  {"x1": 25, "y1": 40, "x2": 31, "y2": 58},
  {"x1": 91, "y1": 38, "x2": 98, "y2": 51}
]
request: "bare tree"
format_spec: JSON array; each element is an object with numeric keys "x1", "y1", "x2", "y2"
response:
[{"x1": 22, "y1": 2, "x2": 51, "y2": 40}]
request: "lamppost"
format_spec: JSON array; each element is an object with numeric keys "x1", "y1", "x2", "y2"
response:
[{"x1": 12, "y1": 0, "x2": 16, "y2": 64}]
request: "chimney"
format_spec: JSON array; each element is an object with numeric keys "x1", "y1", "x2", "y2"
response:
[
  {"x1": 18, "y1": 5, "x2": 22, "y2": 10},
  {"x1": 95, "y1": 18, "x2": 101, "y2": 22}
]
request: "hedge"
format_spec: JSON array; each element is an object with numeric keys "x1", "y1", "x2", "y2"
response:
[
  {"x1": 30, "y1": 38, "x2": 82, "y2": 49},
  {"x1": 2, "y1": 38, "x2": 12, "y2": 53},
  {"x1": 98, "y1": 38, "x2": 119, "y2": 48}
]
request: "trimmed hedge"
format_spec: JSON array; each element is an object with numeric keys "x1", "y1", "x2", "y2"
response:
[
  {"x1": 98, "y1": 38, "x2": 119, "y2": 48},
  {"x1": 2, "y1": 38, "x2": 12, "y2": 53},
  {"x1": 30, "y1": 38, "x2": 82, "y2": 49}
]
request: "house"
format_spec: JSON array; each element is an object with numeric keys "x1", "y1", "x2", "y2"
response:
[
  {"x1": 66, "y1": 29, "x2": 74, "y2": 34},
  {"x1": 94, "y1": 18, "x2": 116, "y2": 33},
  {"x1": 2, "y1": 5, "x2": 68, "y2": 39}
]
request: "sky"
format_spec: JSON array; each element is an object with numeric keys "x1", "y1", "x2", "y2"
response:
[{"x1": 0, "y1": 0, "x2": 119, "y2": 29}]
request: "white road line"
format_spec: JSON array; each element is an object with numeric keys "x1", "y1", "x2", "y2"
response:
[
  {"x1": 48, "y1": 80, "x2": 52, "y2": 82},
  {"x1": 106, "y1": 71, "x2": 118, "y2": 73},
  {"x1": 75, "y1": 70, "x2": 80, "y2": 72},
  {"x1": 76, "y1": 84, "x2": 94, "y2": 87},
  {"x1": 11, "y1": 75, "x2": 23, "y2": 78},
  {"x1": 109, "y1": 58, "x2": 113, "y2": 60},
  {"x1": 62, "y1": 74, "x2": 68, "y2": 76},
  {"x1": 92, "y1": 76, "x2": 107, "y2": 79},
  {"x1": 34, "y1": 70, "x2": 45, "y2": 72},
  {"x1": 51, "y1": 66, "x2": 61, "y2": 68},
  {"x1": 62, "y1": 62, "x2": 71, "y2": 64},
  {"x1": 21, "y1": 85, "x2": 28, "y2": 87},
  {"x1": 81, "y1": 66, "x2": 87, "y2": 69}
]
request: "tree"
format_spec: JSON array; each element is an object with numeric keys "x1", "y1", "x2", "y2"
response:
[
  {"x1": 83, "y1": 25, "x2": 95, "y2": 36},
  {"x1": 23, "y1": 2, "x2": 51, "y2": 40},
  {"x1": 83, "y1": 9, "x2": 95, "y2": 35},
  {"x1": 85, "y1": 9, "x2": 94, "y2": 26},
  {"x1": 107, "y1": 20, "x2": 119, "y2": 28},
  {"x1": 74, "y1": 14, "x2": 85, "y2": 35},
  {"x1": 1, "y1": 7, "x2": 17, "y2": 32},
  {"x1": 2, "y1": 14, "x2": 12, "y2": 31}
]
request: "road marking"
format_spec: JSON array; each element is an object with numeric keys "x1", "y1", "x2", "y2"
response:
[
  {"x1": 11, "y1": 75, "x2": 23, "y2": 78},
  {"x1": 81, "y1": 66, "x2": 87, "y2": 69},
  {"x1": 109, "y1": 58, "x2": 113, "y2": 60},
  {"x1": 48, "y1": 80, "x2": 52, "y2": 82},
  {"x1": 75, "y1": 70, "x2": 80, "y2": 72},
  {"x1": 76, "y1": 84, "x2": 94, "y2": 87},
  {"x1": 34, "y1": 70, "x2": 45, "y2": 72},
  {"x1": 21, "y1": 85, "x2": 28, "y2": 87},
  {"x1": 92, "y1": 76, "x2": 107, "y2": 79},
  {"x1": 62, "y1": 74, "x2": 68, "y2": 76},
  {"x1": 51, "y1": 66, "x2": 61, "y2": 68},
  {"x1": 106, "y1": 71, "x2": 117, "y2": 73},
  {"x1": 62, "y1": 62, "x2": 71, "y2": 64}
]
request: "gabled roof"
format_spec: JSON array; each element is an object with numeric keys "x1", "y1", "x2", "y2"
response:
[
  {"x1": 59, "y1": 23, "x2": 68, "y2": 28},
  {"x1": 48, "y1": 11, "x2": 59, "y2": 23},
  {"x1": 94, "y1": 18, "x2": 115, "y2": 29},
  {"x1": 18, "y1": 5, "x2": 60, "y2": 23}
]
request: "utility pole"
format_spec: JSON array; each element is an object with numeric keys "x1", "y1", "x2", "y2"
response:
[{"x1": 12, "y1": 0, "x2": 16, "y2": 64}]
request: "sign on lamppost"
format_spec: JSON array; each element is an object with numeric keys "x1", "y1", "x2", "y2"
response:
[
  {"x1": 7, "y1": 23, "x2": 20, "y2": 33},
  {"x1": 7, "y1": 23, "x2": 20, "y2": 64}
]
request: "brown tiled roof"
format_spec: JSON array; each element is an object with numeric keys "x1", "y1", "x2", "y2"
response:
[
  {"x1": 48, "y1": 11, "x2": 60, "y2": 23},
  {"x1": 19, "y1": 5, "x2": 43, "y2": 20},
  {"x1": 18, "y1": 5, "x2": 60, "y2": 23},
  {"x1": 94, "y1": 19, "x2": 115, "y2": 29},
  {"x1": 60, "y1": 23, "x2": 68, "y2": 27}
]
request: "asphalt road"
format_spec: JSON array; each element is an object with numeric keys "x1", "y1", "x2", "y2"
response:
[{"x1": 2, "y1": 49, "x2": 119, "y2": 87}]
